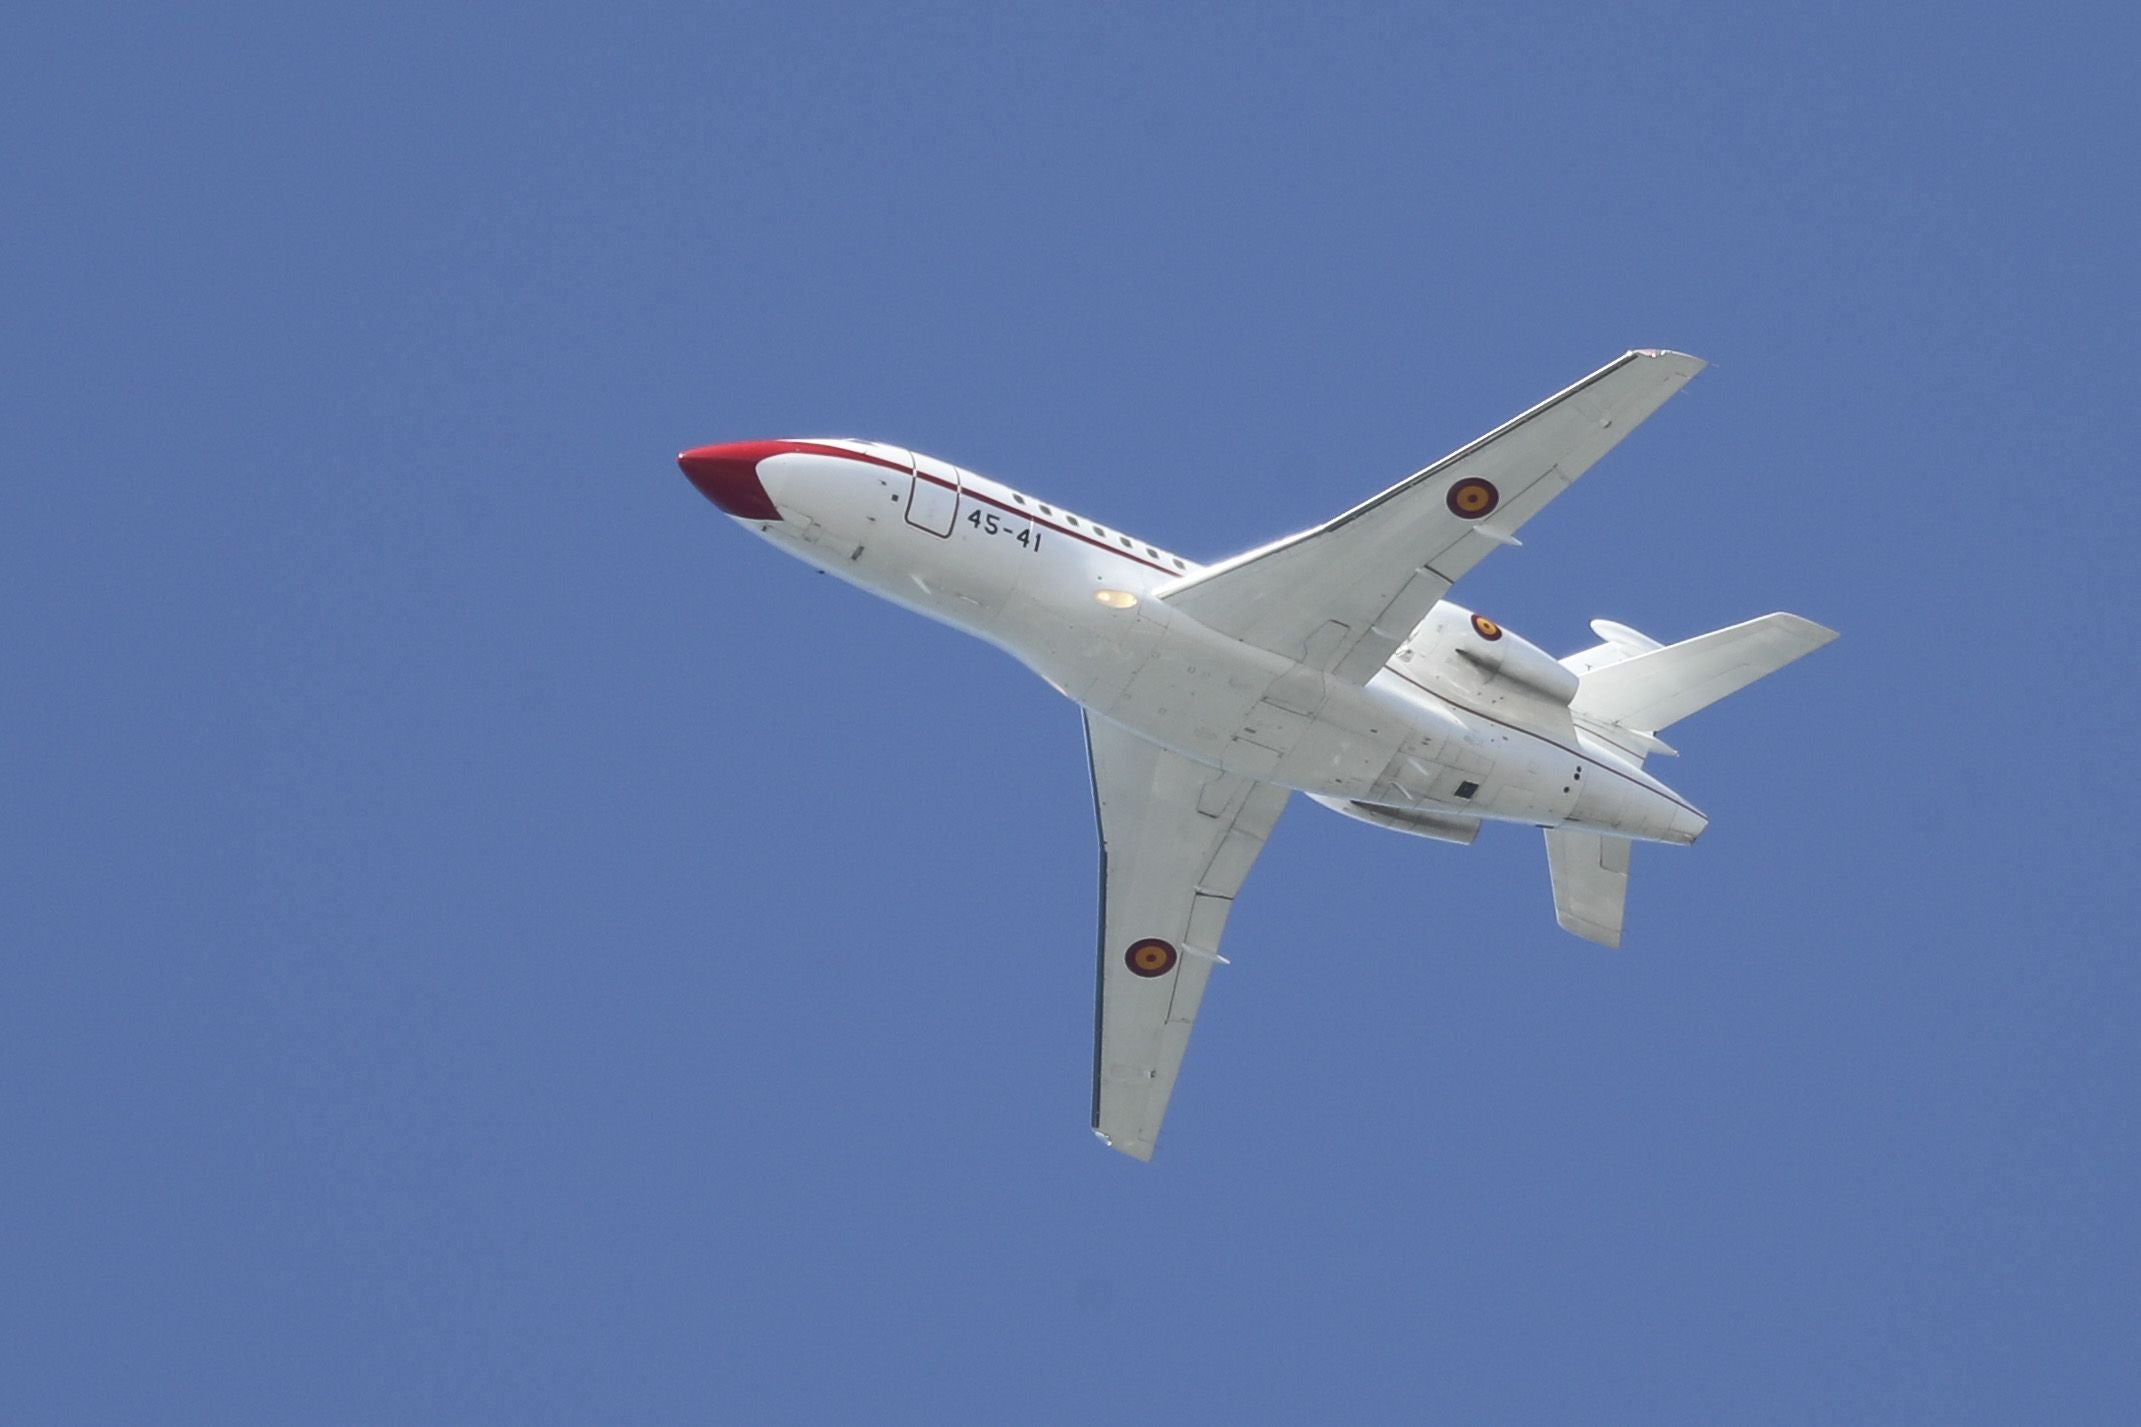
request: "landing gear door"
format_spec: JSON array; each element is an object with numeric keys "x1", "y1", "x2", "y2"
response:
[{"x1": 904, "y1": 451, "x2": 960, "y2": 537}]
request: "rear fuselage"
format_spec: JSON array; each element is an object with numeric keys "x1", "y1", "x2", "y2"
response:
[{"x1": 681, "y1": 439, "x2": 1705, "y2": 845}]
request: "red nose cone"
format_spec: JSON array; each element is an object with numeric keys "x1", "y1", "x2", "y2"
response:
[{"x1": 677, "y1": 443, "x2": 783, "y2": 521}]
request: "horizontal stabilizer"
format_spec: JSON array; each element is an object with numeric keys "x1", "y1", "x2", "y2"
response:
[
  {"x1": 1573, "y1": 613, "x2": 1836, "y2": 734},
  {"x1": 1544, "y1": 827, "x2": 1632, "y2": 948}
]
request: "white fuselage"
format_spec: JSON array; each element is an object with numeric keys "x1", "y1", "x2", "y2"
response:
[{"x1": 693, "y1": 439, "x2": 1706, "y2": 846}]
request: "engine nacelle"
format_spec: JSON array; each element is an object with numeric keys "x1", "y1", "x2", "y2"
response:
[{"x1": 1403, "y1": 603, "x2": 1580, "y2": 707}]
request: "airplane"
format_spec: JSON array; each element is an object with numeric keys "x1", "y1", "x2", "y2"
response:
[{"x1": 677, "y1": 350, "x2": 1835, "y2": 1160}]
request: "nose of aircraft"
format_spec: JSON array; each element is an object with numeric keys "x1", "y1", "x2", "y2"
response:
[{"x1": 677, "y1": 442, "x2": 783, "y2": 521}]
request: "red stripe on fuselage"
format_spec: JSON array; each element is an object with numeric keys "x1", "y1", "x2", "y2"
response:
[{"x1": 767, "y1": 440, "x2": 913, "y2": 474}]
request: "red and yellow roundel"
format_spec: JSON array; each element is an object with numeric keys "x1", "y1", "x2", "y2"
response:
[
  {"x1": 1445, "y1": 477, "x2": 1499, "y2": 519},
  {"x1": 1125, "y1": 938, "x2": 1179, "y2": 978},
  {"x1": 1471, "y1": 613, "x2": 1503, "y2": 641}
]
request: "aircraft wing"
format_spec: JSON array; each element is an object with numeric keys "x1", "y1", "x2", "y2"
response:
[
  {"x1": 1085, "y1": 712, "x2": 1289, "y2": 1161},
  {"x1": 1160, "y1": 350, "x2": 1706, "y2": 684}
]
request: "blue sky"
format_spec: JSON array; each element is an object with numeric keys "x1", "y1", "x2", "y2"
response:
[{"x1": 4, "y1": 3, "x2": 2136, "y2": 1421}]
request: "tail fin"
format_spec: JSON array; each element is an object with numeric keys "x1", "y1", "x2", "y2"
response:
[
  {"x1": 1549, "y1": 613, "x2": 1834, "y2": 944},
  {"x1": 1572, "y1": 613, "x2": 1837, "y2": 740},
  {"x1": 1544, "y1": 827, "x2": 1632, "y2": 947}
]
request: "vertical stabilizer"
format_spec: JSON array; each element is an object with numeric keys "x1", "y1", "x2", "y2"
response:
[{"x1": 1544, "y1": 828, "x2": 1633, "y2": 948}]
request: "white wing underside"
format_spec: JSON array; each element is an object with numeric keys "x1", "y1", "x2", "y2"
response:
[
  {"x1": 1159, "y1": 350, "x2": 1707, "y2": 683},
  {"x1": 1085, "y1": 713, "x2": 1289, "y2": 1161}
]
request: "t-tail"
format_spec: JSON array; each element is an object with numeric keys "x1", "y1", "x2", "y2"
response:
[{"x1": 1545, "y1": 612, "x2": 1838, "y2": 947}]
